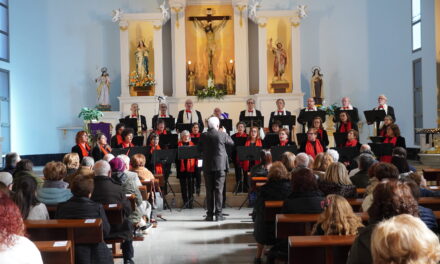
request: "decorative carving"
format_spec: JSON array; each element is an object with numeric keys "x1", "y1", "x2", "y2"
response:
[
  {"x1": 235, "y1": 5, "x2": 247, "y2": 27},
  {"x1": 171, "y1": 7, "x2": 183, "y2": 28},
  {"x1": 257, "y1": 17, "x2": 267, "y2": 28},
  {"x1": 119, "y1": 20, "x2": 128, "y2": 31}
]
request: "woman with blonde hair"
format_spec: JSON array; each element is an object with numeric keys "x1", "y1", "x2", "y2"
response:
[
  {"x1": 312, "y1": 194, "x2": 363, "y2": 235},
  {"x1": 312, "y1": 153, "x2": 333, "y2": 178},
  {"x1": 62, "y1": 152, "x2": 80, "y2": 176},
  {"x1": 371, "y1": 214, "x2": 440, "y2": 264},
  {"x1": 318, "y1": 162, "x2": 356, "y2": 198},
  {"x1": 280, "y1": 152, "x2": 295, "y2": 172}
]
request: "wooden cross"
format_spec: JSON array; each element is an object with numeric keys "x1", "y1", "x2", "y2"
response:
[{"x1": 188, "y1": 8, "x2": 230, "y2": 22}]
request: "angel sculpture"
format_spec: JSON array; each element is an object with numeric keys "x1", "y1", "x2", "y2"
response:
[
  {"x1": 159, "y1": 1, "x2": 170, "y2": 21},
  {"x1": 248, "y1": 0, "x2": 260, "y2": 20},
  {"x1": 112, "y1": 9, "x2": 123, "y2": 23},
  {"x1": 297, "y1": 5, "x2": 308, "y2": 19}
]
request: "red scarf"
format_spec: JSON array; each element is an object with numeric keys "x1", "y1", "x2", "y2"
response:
[
  {"x1": 99, "y1": 144, "x2": 112, "y2": 155},
  {"x1": 78, "y1": 143, "x2": 91, "y2": 157},
  {"x1": 279, "y1": 140, "x2": 289, "y2": 146},
  {"x1": 178, "y1": 141, "x2": 196, "y2": 173},
  {"x1": 116, "y1": 135, "x2": 123, "y2": 145},
  {"x1": 345, "y1": 139, "x2": 358, "y2": 147},
  {"x1": 150, "y1": 144, "x2": 163, "y2": 174},
  {"x1": 190, "y1": 133, "x2": 200, "y2": 138},
  {"x1": 234, "y1": 132, "x2": 247, "y2": 138},
  {"x1": 339, "y1": 122, "x2": 352, "y2": 133},
  {"x1": 156, "y1": 129, "x2": 167, "y2": 135},
  {"x1": 242, "y1": 139, "x2": 262, "y2": 171},
  {"x1": 379, "y1": 126, "x2": 388, "y2": 137},
  {"x1": 121, "y1": 141, "x2": 134, "y2": 148},
  {"x1": 305, "y1": 139, "x2": 324, "y2": 158},
  {"x1": 380, "y1": 137, "x2": 398, "y2": 163}
]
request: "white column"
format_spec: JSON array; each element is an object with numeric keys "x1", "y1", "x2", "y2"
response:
[
  {"x1": 169, "y1": 0, "x2": 187, "y2": 98},
  {"x1": 119, "y1": 20, "x2": 130, "y2": 98},
  {"x1": 257, "y1": 17, "x2": 268, "y2": 95},
  {"x1": 153, "y1": 21, "x2": 164, "y2": 96},
  {"x1": 233, "y1": 1, "x2": 250, "y2": 97},
  {"x1": 290, "y1": 17, "x2": 301, "y2": 94}
]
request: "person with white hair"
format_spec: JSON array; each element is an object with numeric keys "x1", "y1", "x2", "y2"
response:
[
  {"x1": 177, "y1": 99, "x2": 204, "y2": 131},
  {"x1": 294, "y1": 153, "x2": 309, "y2": 170},
  {"x1": 239, "y1": 98, "x2": 262, "y2": 120},
  {"x1": 124, "y1": 103, "x2": 147, "y2": 135},
  {"x1": 335, "y1": 97, "x2": 360, "y2": 122},
  {"x1": 91, "y1": 160, "x2": 135, "y2": 263},
  {"x1": 2, "y1": 152, "x2": 21, "y2": 174},
  {"x1": 326, "y1": 149, "x2": 339, "y2": 162},
  {"x1": 0, "y1": 172, "x2": 13, "y2": 189},
  {"x1": 198, "y1": 117, "x2": 234, "y2": 221},
  {"x1": 64, "y1": 156, "x2": 95, "y2": 185},
  {"x1": 373, "y1": 94, "x2": 396, "y2": 135},
  {"x1": 152, "y1": 103, "x2": 174, "y2": 130},
  {"x1": 102, "y1": 154, "x2": 115, "y2": 162}
]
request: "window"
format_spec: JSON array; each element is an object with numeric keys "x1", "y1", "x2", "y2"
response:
[
  {"x1": 413, "y1": 59, "x2": 422, "y2": 145},
  {"x1": 0, "y1": 69, "x2": 9, "y2": 153},
  {"x1": 412, "y1": 0, "x2": 421, "y2": 52}
]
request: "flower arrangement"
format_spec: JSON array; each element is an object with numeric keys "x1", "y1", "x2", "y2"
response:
[
  {"x1": 318, "y1": 103, "x2": 339, "y2": 116},
  {"x1": 129, "y1": 71, "x2": 156, "y2": 87},
  {"x1": 78, "y1": 107, "x2": 103, "y2": 134},
  {"x1": 196, "y1": 78, "x2": 225, "y2": 100}
]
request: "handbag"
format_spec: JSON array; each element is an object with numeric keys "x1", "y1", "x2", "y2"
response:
[{"x1": 153, "y1": 191, "x2": 164, "y2": 210}]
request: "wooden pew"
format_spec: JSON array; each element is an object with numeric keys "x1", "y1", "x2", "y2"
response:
[
  {"x1": 264, "y1": 201, "x2": 284, "y2": 221},
  {"x1": 346, "y1": 198, "x2": 363, "y2": 212},
  {"x1": 356, "y1": 188, "x2": 366, "y2": 195},
  {"x1": 423, "y1": 169, "x2": 440, "y2": 185},
  {"x1": 35, "y1": 241, "x2": 73, "y2": 264},
  {"x1": 256, "y1": 182, "x2": 266, "y2": 189},
  {"x1": 419, "y1": 197, "x2": 440, "y2": 211},
  {"x1": 276, "y1": 213, "x2": 369, "y2": 239},
  {"x1": 288, "y1": 235, "x2": 356, "y2": 264}
]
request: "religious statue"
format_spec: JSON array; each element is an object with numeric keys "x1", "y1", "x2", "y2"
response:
[
  {"x1": 269, "y1": 38, "x2": 288, "y2": 81},
  {"x1": 187, "y1": 69, "x2": 196, "y2": 96},
  {"x1": 191, "y1": 9, "x2": 229, "y2": 80},
  {"x1": 310, "y1": 67, "x2": 324, "y2": 105},
  {"x1": 225, "y1": 62, "x2": 235, "y2": 95},
  {"x1": 135, "y1": 40, "x2": 149, "y2": 79},
  {"x1": 95, "y1": 67, "x2": 111, "y2": 110}
]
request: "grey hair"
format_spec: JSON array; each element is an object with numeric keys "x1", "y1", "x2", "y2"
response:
[
  {"x1": 326, "y1": 149, "x2": 339, "y2": 162},
  {"x1": 117, "y1": 154, "x2": 130, "y2": 171},
  {"x1": 295, "y1": 153, "x2": 310, "y2": 168},
  {"x1": 180, "y1": 130, "x2": 190, "y2": 137},
  {"x1": 5, "y1": 152, "x2": 20, "y2": 167},
  {"x1": 358, "y1": 154, "x2": 377, "y2": 171},
  {"x1": 93, "y1": 160, "x2": 111, "y2": 177},
  {"x1": 208, "y1": 116, "x2": 220, "y2": 130},
  {"x1": 81, "y1": 156, "x2": 95, "y2": 167},
  {"x1": 360, "y1": 144, "x2": 371, "y2": 152},
  {"x1": 103, "y1": 154, "x2": 115, "y2": 162}
]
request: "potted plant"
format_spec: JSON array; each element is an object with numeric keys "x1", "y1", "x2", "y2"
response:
[
  {"x1": 78, "y1": 107, "x2": 103, "y2": 133},
  {"x1": 196, "y1": 77, "x2": 225, "y2": 101}
]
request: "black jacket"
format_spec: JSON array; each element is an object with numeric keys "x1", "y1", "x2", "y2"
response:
[
  {"x1": 253, "y1": 179, "x2": 291, "y2": 245},
  {"x1": 177, "y1": 110, "x2": 204, "y2": 131},
  {"x1": 91, "y1": 176, "x2": 133, "y2": 240},
  {"x1": 282, "y1": 191, "x2": 324, "y2": 214},
  {"x1": 318, "y1": 181, "x2": 357, "y2": 198},
  {"x1": 91, "y1": 145, "x2": 111, "y2": 162},
  {"x1": 239, "y1": 110, "x2": 262, "y2": 121},
  {"x1": 297, "y1": 109, "x2": 326, "y2": 129},
  {"x1": 419, "y1": 205, "x2": 438, "y2": 233},
  {"x1": 268, "y1": 111, "x2": 292, "y2": 131},
  {"x1": 55, "y1": 196, "x2": 113, "y2": 264},
  {"x1": 347, "y1": 224, "x2": 375, "y2": 264},
  {"x1": 110, "y1": 135, "x2": 121, "y2": 148},
  {"x1": 350, "y1": 170, "x2": 370, "y2": 188},
  {"x1": 124, "y1": 115, "x2": 147, "y2": 134},
  {"x1": 198, "y1": 129, "x2": 234, "y2": 173},
  {"x1": 71, "y1": 145, "x2": 90, "y2": 161}
]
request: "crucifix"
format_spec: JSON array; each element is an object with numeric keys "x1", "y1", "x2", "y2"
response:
[{"x1": 189, "y1": 8, "x2": 230, "y2": 80}]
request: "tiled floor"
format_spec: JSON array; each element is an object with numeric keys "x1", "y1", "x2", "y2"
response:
[{"x1": 115, "y1": 208, "x2": 256, "y2": 264}]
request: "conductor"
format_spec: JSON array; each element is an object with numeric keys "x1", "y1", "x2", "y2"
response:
[{"x1": 198, "y1": 117, "x2": 234, "y2": 221}]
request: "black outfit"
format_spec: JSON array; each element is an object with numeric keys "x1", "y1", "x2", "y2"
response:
[
  {"x1": 317, "y1": 129, "x2": 329, "y2": 147},
  {"x1": 318, "y1": 181, "x2": 357, "y2": 198},
  {"x1": 176, "y1": 142, "x2": 195, "y2": 208},
  {"x1": 350, "y1": 170, "x2": 370, "y2": 188},
  {"x1": 419, "y1": 205, "x2": 438, "y2": 233},
  {"x1": 91, "y1": 145, "x2": 111, "y2": 161},
  {"x1": 91, "y1": 176, "x2": 134, "y2": 261},
  {"x1": 268, "y1": 111, "x2": 292, "y2": 132},
  {"x1": 335, "y1": 107, "x2": 360, "y2": 123},
  {"x1": 177, "y1": 110, "x2": 204, "y2": 131},
  {"x1": 384, "y1": 136, "x2": 406, "y2": 149},
  {"x1": 124, "y1": 115, "x2": 147, "y2": 135},
  {"x1": 231, "y1": 133, "x2": 246, "y2": 190},
  {"x1": 71, "y1": 145, "x2": 90, "y2": 161},
  {"x1": 239, "y1": 110, "x2": 262, "y2": 121},
  {"x1": 374, "y1": 105, "x2": 395, "y2": 135},
  {"x1": 152, "y1": 114, "x2": 174, "y2": 130},
  {"x1": 249, "y1": 164, "x2": 269, "y2": 191},
  {"x1": 297, "y1": 109, "x2": 326, "y2": 132},
  {"x1": 252, "y1": 179, "x2": 291, "y2": 245},
  {"x1": 110, "y1": 135, "x2": 122, "y2": 148},
  {"x1": 346, "y1": 223, "x2": 375, "y2": 264},
  {"x1": 198, "y1": 128, "x2": 234, "y2": 217},
  {"x1": 55, "y1": 196, "x2": 114, "y2": 264}
]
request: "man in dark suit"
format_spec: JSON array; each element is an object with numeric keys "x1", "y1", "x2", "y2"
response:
[
  {"x1": 198, "y1": 117, "x2": 234, "y2": 221},
  {"x1": 297, "y1": 97, "x2": 326, "y2": 133},
  {"x1": 124, "y1": 103, "x2": 147, "y2": 135},
  {"x1": 91, "y1": 160, "x2": 135, "y2": 264},
  {"x1": 373, "y1": 94, "x2": 396, "y2": 135},
  {"x1": 239, "y1": 98, "x2": 262, "y2": 121},
  {"x1": 335, "y1": 97, "x2": 360, "y2": 122},
  {"x1": 177, "y1": 99, "x2": 204, "y2": 131},
  {"x1": 268, "y1": 98, "x2": 292, "y2": 132},
  {"x1": 152, "y1": 102, "x2": 175, "y2": 130}
]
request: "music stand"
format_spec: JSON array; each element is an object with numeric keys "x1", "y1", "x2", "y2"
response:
[
  {"x1": 119, "y1": 118, "x2": 139, "y2": 132},
  {"x1": 159, "y1": 134, "x2": 178, "y2": 149},
  {"x1": 153, "y1": 117, "x2": 175, "y2": 131},
  {"x1": 242, "y1": 116, "x2": 264, "y2": 128},
  {"x1": 334, "y1": 109, "x2": 359, "y2": 123},
  {"x1": 237, "y1": 146, "x2": 262, "y2": 209},
  {"x1": 220, "y1": 119, "x2": 233, "y2": 133},
  {"x1": 132, "y1": 136, "x2": 144, "y2": 146},
  {"x1": 190, "y1": 137, "x2": 200, "y2": 145},
  {"x1": 364, "y1": 110, "x2": 386, "y2": 125},
  {"x1": 333, "y1": 147, "x2": 360, "y2": 163},
  {"x1": 270, "y1": 145, "x2": 298, "y2": 161},
  {"x1": 152, "y1": 149, "x2": 177, "y2": 211},
  {"x1": 333, "y1": 132, "x2": 348, "y2": 147},
  {"x1": 263, "y1": 133, "x2": 280, "y2": 148},
  {"x1": 177, "y1": 146, "x2": 203, "y2": 211},
  {"x1": 370, "y1": 136, "x2": 385, "y2": 143},
  {"x1": 296, "y1": 133, "x2": 307, "y2": 147},
  {"x1": 368, "y1": 143, "x2": 393, "y2": 157},
  {"x1": 126, "y1": 146, "x2": 150, "y2": 157},
  {"x1": 111, "y1": 148, "x2": 130, "y2": 157},
  {"x1": 271, "y1": 115, "x2": 296, "y2": 127},
  {"x1": 176, "y1": 123, "x2": 193, "y2": 132},
  {"x1": 298, "y1": 110, "x2": 326, "y2": 132}
]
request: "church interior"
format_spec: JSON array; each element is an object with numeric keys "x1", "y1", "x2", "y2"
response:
[{"x1": 1, "y1": 0, "x2": 440, "y2": 263}]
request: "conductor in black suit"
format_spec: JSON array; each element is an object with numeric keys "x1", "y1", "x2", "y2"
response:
[
  {"x1": 198, "y1": 117, "x2": 234, "y2": 221},
  {"x1": 177, "y1": 99, "x2": 204, "y2": 131},
  {"x1": 239, "y1": 98, "x2": 262, "y2": 121}
]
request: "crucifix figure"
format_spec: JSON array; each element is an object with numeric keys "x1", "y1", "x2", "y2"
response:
[{"x1": 189, "y1": 8, "x2": 230, "y2": 80}]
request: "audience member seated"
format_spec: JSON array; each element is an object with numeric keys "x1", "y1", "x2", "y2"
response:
[
  {"x1": 64, "y1": 156, "x2": 95, "y2": 185},
  {"x1": 117, "y1": 155, "x2": 142, "y2": 187},
  {"x1": 0, "y1": 182, "x2": 9, "y2": 196},
  {"x1": 371, "y1": 214, "x2": 440, "y2": 264},
  {"x1": 318, "y1": 162, "x2": 357, "y2": 198},
  {"x1": 402, "y1": 178, "x2": 438, "y2": 232},
  {"x1": 0, "y1": 193, "x2": 43, "y2": 264},
  {"x1": 13, "y1": 169, "x2": 43, "y2": 189},
  {"x1": 13, "y1": 159, "x2": 34, "y2": 177},
  {"x1": 63, "y1": 152, "x2": 80, "y2": 177},
  {"x1": 326, "y1": 149, "x2": 339, "y2": 162},
  {"x1": 312, "y1": 152, "x2": 333, "y2": 178},
  {"x1": 392, "y1": 146, "x2": 416, "y2": 172},
  {"x1": 293, "y1": 152, "x2": 309, "y2": 170},
  {"x1": 92, "y1": 133, "x2": 112, "y2": 161},
  {"x1": 91, "y1": 160, "x2": 134, "y2": 264},
  {"x1": 55, "y1": 175, "x2": 114, "y2": 264},
  {"x1": 103, "y1": 154, "x2": 115, "y2": 162},
  {"x1": 348, "y1": 144, "x2": 375, "y2": 176},
  {"x1": 252, "y1": 162, "x2": 291, "y2": 264},
  {"x1": 111, "y1": 123, "x2": 125, "y2": 148},
  {"x1": 404, "y1": 172, "x2": 440, "y2": 197},
  {"x1": 0, "y1": 172, "x2": 13, "y2": 190},
  {"x1": 250, "y1": 150, "x2": 272, "y2": 179},
  {"x1": 361, "y1": 162, "x2": 399, "y2": 211},
  {"x1": 37, "y1": 161, "x2": 72, "y2": 205},
  {"x1": 1, "y1": 152, "x2": 21, "y2": 175},
  {"x1": 299, "y1": 128, "x2": 326, "y2": 158},
  {"x1": 280, "y1": 152, "x2": 295, "y2": 173},
  {"x1": 12, "y1": 175, "x2": 49, "y2": 220},
  {"x1": 391, "y1": 155, "x2": 412, "y2": 178},
  {"x1": 71, "y1": 131, "x2": 91, "y2": 161},
  {"x1": 347, "y1": 179, "x2": 419, "y2": 264},
  {"x1": 380, "y1": 124, "x2": 406, "y2": 162},
  {"x1": 312, "y1": 194, "x2": 363, "y2": 235},
  {"x1": 350, "y1": 154, "x2": 377, "y2": 188}
]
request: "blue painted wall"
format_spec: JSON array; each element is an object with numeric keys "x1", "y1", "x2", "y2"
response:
[{"x1": 2, "y1": 0, "x2": 437, "y2": 154}]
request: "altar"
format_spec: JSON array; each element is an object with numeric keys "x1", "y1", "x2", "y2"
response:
[{"x1": 101, "y1": 0, "x2": 305, "y2": 132}]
